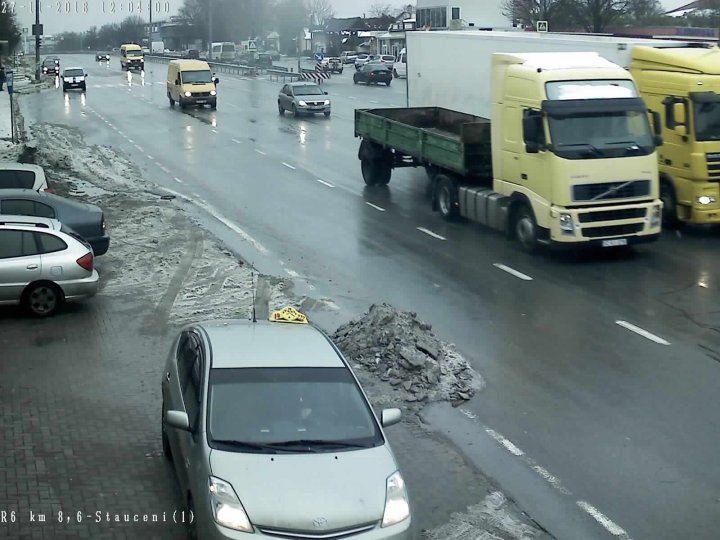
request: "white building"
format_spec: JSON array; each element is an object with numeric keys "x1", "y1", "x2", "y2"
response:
[{"x1": 416, "y1": 0, "x2": 511, "y2": 30}]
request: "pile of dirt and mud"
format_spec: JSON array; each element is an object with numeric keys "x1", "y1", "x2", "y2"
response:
[{"x1": 333, "y1": 303, "x2": 484, "y2": 410}]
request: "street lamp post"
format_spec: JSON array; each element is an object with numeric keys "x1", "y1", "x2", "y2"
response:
[
  {"x1": 34, "y1": 0, "x2": 40, "y2": 81},
  {"x1": 149, "y1": 1, "x2": 153, "y2": 54},
  {"x1": 208, "y1": 0, "x2": 213, "y2": 60}
]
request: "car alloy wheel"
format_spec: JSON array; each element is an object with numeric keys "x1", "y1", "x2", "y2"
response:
[{"x1": 25, "y1": 283, "x2": 61, "y2": 317}]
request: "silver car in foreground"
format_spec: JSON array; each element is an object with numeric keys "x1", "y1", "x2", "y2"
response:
[
  {"x1": 0, "y1": 221, "x2": 99, "y2": 316},
  {"x1": 162, "y1": 307, "x2": 413, "y2": 540}
]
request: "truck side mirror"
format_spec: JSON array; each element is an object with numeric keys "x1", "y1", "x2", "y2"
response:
[
  {"x1": 673, "y1": 125, "x2": 687, "y2": 137},
  {"x1": 672, "y1": 102, "x2": 686, "y2": 125},
  {"x1": 175, "y1": 78, "x2": 180, "y2": 85},
  {"x1": 522, "y1": 115, "x2": 543, "y2": 153}
]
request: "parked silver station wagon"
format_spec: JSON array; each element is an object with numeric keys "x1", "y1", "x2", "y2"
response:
[
  {"x1": 162, "y1": 307, "x2": 413, "y2": 540},
  {"x1": 0, "y1": 221, "x2": 99, "y2": 316}
]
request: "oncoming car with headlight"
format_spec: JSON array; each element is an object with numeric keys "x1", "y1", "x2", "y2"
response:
[
  {"x1": 278, "y1": 82, "x2": 331, "y2": 117},
  {"x1": 161, "y1": 307, "x2": 413, "y2": 540},
  {"x1": 166, "y1": 59, "x2": 219, "y2": 110}
]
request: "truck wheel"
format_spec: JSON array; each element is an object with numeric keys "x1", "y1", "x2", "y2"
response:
[
  {"x1": 435, "y1": 175, "x2": 459, "y2": 220},
  {"x1": 361, "y1": 158, "x2": 391, "y2": 186},
  {"x1": 660, "y1": 180, "x2": 681, "y2": 228},
  {"x1": 513, "y1": 203, "x2": 539, "y2": 254}
]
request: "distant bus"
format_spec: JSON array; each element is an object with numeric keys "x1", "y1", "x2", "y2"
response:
[{"x1": 210, "y1": 42, "x2": 236, "y2": 61}]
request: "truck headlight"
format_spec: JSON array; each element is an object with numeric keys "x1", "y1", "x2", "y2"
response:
[
  {"x1": 559, "y1": 212, "x2": 574, "y2": 233},
  {"x1": 208, "y1": 476, "x2": 253, "y2": 532},
  {"x1": 650, "y1": 205, "x2": 661, "y2": 227},
  {"x1": 697, "y1": 195, "x2": 717, "y2": 205},
  {"x1": 324, "y1": 100, "x2": 330, "y2": 105},
  {"x1": 210, "y1": 90, "x2": 217, "y2": 96},
  {"x1": 298, "y1": 100, "x2": 307, "y2": 106},
  {"x1": 184, "y1": 91, "x2": 192, "y2": 97},
  {"x1": 382, "y1": 471, "x2": 410, "y2": 527}
]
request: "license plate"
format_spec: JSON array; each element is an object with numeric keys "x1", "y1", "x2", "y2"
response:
[
  {"x1": 196, "y1": 100, "x2": 206, "y2": 104},
  {"x1": 602, "y1": 238, "x2": 628, "y2": 247}
]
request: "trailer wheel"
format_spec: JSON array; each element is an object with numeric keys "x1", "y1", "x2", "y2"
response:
[
  {"x1": 660, "y1": 179, "x2": 682, "y2": 228},
  {"x1": 513, "y1": 203, "x2": 539, "y2": 254},
  {"x1": 361, "y1": 158, "x2": 391, "y2": 186},
  {"x1": 435, "y1": 175, "x2": 459, "y2": 220}
]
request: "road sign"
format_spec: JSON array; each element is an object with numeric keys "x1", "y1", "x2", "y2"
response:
[
  {"x1": 314, "y1": 52, "x2": 324, "y2": 61},
  {"x1": 22, "y1": 28, "x2": 28, "y2": 34},
  {"x1": 537, "y1": 20, "x2": 548, "y2": 32},
  {"x1": 6, "y1": 70, "x2": 13, "y2": 95},
  {"x1": 32, "y1": 23, "x2": 43, "y2": 36}
]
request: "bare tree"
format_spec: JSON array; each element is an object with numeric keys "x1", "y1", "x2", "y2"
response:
[
  {"x1": 307, "y1": 0, "x2": 336, "y2": 25},
  {"x1": 368, "y1": 2, "x2": 394, "y2": 17},
  {"x1": 567, "y1": 0, "x2": 629, "y2": 33},
  {"x1": 501, "y1": 0, "x2": 573, "y2": 30}
]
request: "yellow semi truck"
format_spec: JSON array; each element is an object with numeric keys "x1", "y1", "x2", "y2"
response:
[
  {"x1": 630, "y1": 46, "x2": 720, "y2": 225},
  {"x1": 356, "y1": 49, "x2": 664, "y2": 253}
]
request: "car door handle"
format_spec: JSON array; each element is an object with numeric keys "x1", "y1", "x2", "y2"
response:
[
  {"x1": 166, "y1": 372, "x2": 171, "y2": 382},
  {"x1": 26, "y1": 264, "x2": 39, "y2": 270}
]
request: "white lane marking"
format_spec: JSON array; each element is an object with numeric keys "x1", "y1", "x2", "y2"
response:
[
  {"x1": 254, "y1": 149, "x2": 266, "y2": 155},
  {"x1": 417, "y1": 227, "x2": 446, "y2": 240},
  {"x1": 212, "y1": 129, "x2": 218, "y2": 133},
  {"x1": 615, "y1": 321, "x2": 670, "y2": 345},
  {"x1": 282, "y1": 162, "x2": 296, "y2": 170},
  {"x1": 389, "y1": 104, "x2": 399, "y2": 108},
  {"x1": 232, "y1": 138, "x2": 242, "y2": 144},
  {"x1": 174, "y1": 177, "x2": 183, "y2": 184},
  {"x1": 485, "y1": 428, "x2": 524, "y2": 456},
  {"x1": 493, "y1": 263, "x2": 533, "y2": 281},
  {"x1": 459, "y1": 409, "x2": 572, "y2": 495},
  {"x1": 348, "y1": 96, "x2": 358, "y2": 100},
  {"x1": 365, "y1": 202, "x2": 385, "y2": 212},
  {"x1": 146, "y1": 154, "x2": 154, "y2": 159},
  {"x1": 162, "y1": 188, "x2": 270, "y2": 255},
  {"x1": 369, "y1": 100, "x2": 379, "y2": 104},
  {"x1": 316, "y1": 179, "x2": 335, "y2": 188},
  {"x1": 576, "y1": 501, "x2": 633, "y2": 539},
  {"x1": 127, "y1": 138, "x2": 134, "y2": 144},
  {"x1": 158, "y1": 165, "x2": 170, "y2": 173},
  {"x1": 285, "y1": 268, "x2": 300, "y2": 278}
]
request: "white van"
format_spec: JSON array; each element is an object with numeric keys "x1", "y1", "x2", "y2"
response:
[
  {"x1": 393, "y1": 48, "x2": 407, "y2": 79},
  {"x1": 210, "y1": 42, "x2": 236, "y2": 61}
]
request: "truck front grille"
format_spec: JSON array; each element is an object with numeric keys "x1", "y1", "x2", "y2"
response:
[
  {"x1": 583, "y1": 223, "x2": 644, "y2": 238},
  {"x1": 191, "y1": 91, "x2": 211, "y2": 97},
  {"x1": 577, "y1": 208, "x2": 647, "y2": 223},
  {"x1": 706, "y1": 152, "x2": 720, "y2": 181},
  {"x1": 572, "y1": 180, "x2": 651, "y2": 202}
]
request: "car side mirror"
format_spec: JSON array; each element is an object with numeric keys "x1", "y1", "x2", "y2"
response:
[
  {"x1": 214, "y1": 77, "x2": 219, "y2": 84},
  {"x1": 381, "y1": 408, "x2": 402, "y2": 427},
  {"x1": 165, "y1": 410, "x2": 190, "y2": 431},
  {"x1": 324, "y1": 91, "x2": 328, "y2": 95},
  {"x1": 175, "y1": 78, "x2": 180, "y2": 85}
]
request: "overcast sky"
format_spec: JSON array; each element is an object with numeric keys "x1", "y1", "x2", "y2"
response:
[{"x1": 16, "y1": 0, "x2": 690, "y2": 35}]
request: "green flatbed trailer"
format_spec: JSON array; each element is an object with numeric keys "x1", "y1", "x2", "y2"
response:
[{"x1": 354, "y1": 107, "x2": 493, "y2": 185}]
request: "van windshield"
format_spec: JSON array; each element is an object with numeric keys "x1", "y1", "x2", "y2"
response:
[
  {"x1": 181, "y1": 70, "x2": 213, "y2": 83},
  {"x1": 125, "y1": 50, "x2": 142, "y2": 57}
]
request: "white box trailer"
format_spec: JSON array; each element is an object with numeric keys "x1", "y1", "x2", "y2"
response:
[{"x1": 406, "y1": 30, "x2": 695, "y2": 118}]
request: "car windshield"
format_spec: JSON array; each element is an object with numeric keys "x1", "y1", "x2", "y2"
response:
[
  {"x1": 207, "y1": 367, "x2": 383, "y2": 453},
  {"x1": 125, "y1": 50, "x2": 142, "y2": 57},
  {"x1": 181, "y1": 70, "x2": 213, "y2": 83},
  {"x1": 293, "y1": 85, "x2": 324, "y2": 96},
  {"x1": 42, "y1": 61, "x2": 55, "y2": 67},
  {"x1": 64, "y1": 69, "x2": 84, "y2": 77}
]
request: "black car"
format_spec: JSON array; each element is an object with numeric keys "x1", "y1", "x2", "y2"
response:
[
  {"x1": 353, "y1": 63, "x2": 392, "y2": 86},
  {"x1": 0, "y1": 190, "x2": 110, "y2": 256},
  {"x1": 95, "y1": 52, "x2": 110, "y2": 61},
  {"x1": 185, "y1": 49, "x2": 200, "y2": 59},
  {"x1": 41, "y1": 59, "x2": 59, "y2": 76},
  {"x1": 61, "y1": 67, "x2": 87, "y2": 92}
]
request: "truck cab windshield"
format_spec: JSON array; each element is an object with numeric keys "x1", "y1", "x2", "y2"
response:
[
  {"x1": 693, "y1": 101, "x2": 720, "y2": 141},
  {"x1": 545, "y1": 104, "x2": 654, "y2": 160},
  {"x1": 181, "y1": 70, "x2": 213, "y2": 84}
]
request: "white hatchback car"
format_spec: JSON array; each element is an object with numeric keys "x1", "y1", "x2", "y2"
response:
[
  {"x1": 0, "y1": 222, "x2": 99, "y2": 316},
  {"x1": 0, "y1": 163, "x2": 52, "y2": 192}
]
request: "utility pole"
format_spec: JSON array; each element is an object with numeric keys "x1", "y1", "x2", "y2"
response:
[
  {"x1": 208, "y1": 0, "x2": 213, "y2": 60},
  {"x1": 149, "y1": 1, "x2": 152, "y2": 53},
  {"x1": 34, "y1": 0, "x2": 40, "y2": 81}
]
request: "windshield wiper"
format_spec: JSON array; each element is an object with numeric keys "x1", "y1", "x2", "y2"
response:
[
  {"x1": 212, "y1": 439, "x2": 288, "y2": 453},
  {"x1": 557, "y1": 143, "x2": 604, "y2": 157},
  {"x1": 268, "y1": 439, "x2": 372, "y2": 450}
]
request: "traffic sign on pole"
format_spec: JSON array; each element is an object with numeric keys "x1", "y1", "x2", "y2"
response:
[
  {"x1": 537, "y1": 21, "x2": 548, "y2": 32},
  {"x1": 7, "y1": 70, "x2": 13, "y2": 95}
]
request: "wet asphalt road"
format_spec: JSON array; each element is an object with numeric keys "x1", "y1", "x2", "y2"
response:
[{"x1": 21, "y1": 54, "x2": 720, "y2": 540}]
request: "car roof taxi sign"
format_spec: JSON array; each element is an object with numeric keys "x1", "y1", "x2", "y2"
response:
[{"x1": 270, "y1": 306, "x2": 309, "y2": 324}]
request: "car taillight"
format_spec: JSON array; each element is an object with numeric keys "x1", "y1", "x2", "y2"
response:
[
  {"x1": 102, "y1": 218, "x2": 107, "y2": 231},
  {"x1": 43, "y1": 186, "x2": 54, "y2": 193},
  {"x1": 76, "y1": 252, "x2": 93, "y2": 272}
]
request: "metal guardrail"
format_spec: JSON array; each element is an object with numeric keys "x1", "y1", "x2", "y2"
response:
[
  {"x1": 145, "y1": 54, "x2": 259, "y2": 76},
  {"x1": 267, "y1": 68, "x2": 301, "y2": 82}
]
